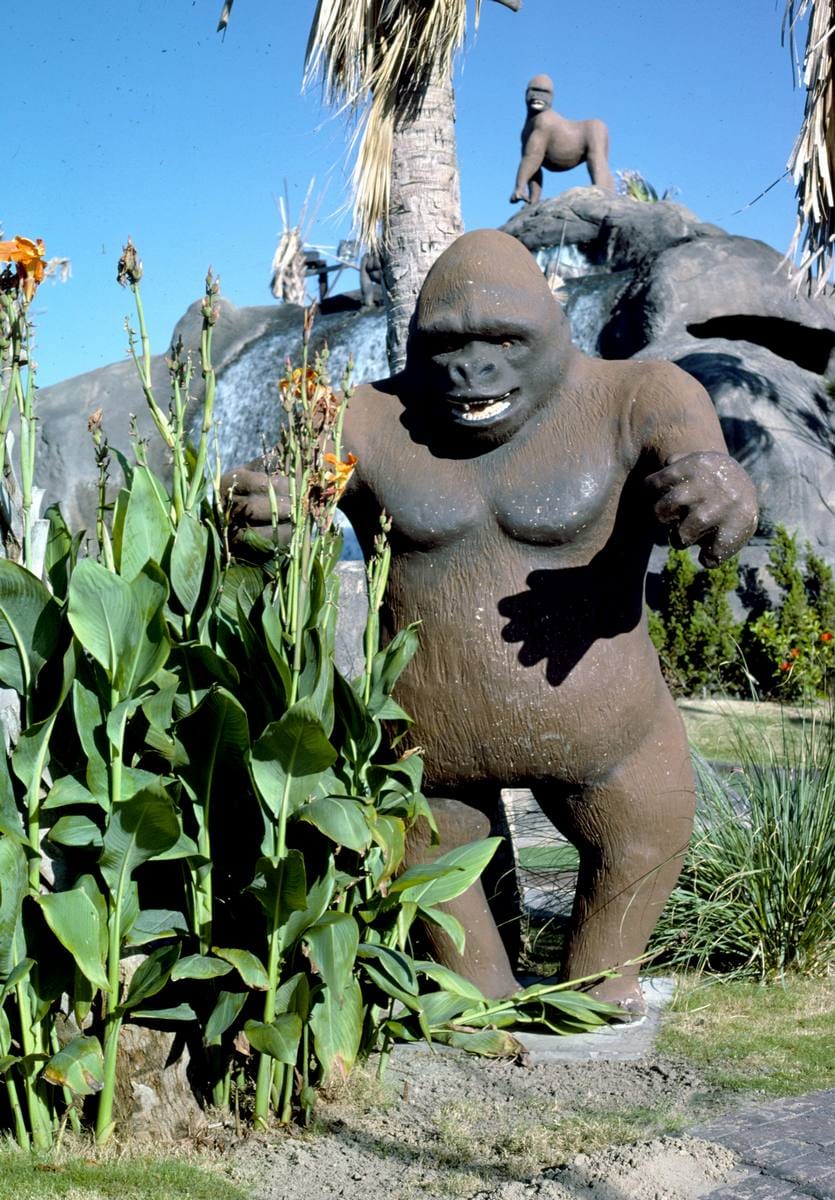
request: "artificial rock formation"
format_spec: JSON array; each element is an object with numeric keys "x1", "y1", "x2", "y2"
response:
[{"x1": 36, "y1": 190, "x2": 834, "y2": 570}]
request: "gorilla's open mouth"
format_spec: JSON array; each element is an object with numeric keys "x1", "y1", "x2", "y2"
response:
[{"x1": 447, "y1": 389, "x2": 516, "y2": 423}]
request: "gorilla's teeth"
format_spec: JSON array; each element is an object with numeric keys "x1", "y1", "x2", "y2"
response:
[{"x1": 459, "y1": 398, "x2": 511, "y2": 422}]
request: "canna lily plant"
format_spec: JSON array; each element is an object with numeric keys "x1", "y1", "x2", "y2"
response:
[{"x1": 0, "y1": 242, "x2": 618, "y2": 1151}]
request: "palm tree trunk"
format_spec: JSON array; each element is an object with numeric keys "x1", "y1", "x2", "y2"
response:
[{"x1": 381, "y1": 71, "x2": 464, "y2": 372}]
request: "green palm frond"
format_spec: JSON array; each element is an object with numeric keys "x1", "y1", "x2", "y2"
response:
[
  {"x1": 784, "y1": 0, "x2": 835, "y2": 293},
  {"x1": 304, "y1": 0, "x2": 483, "y2": 246}
]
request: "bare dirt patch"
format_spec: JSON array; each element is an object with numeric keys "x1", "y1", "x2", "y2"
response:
[{"x1": 227, "y1": 1045, "x2": 741, "y2": 1200}]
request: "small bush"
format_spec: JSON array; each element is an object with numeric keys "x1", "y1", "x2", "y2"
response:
[
  {"x1": 649, "y1": 528, "x2": 835, "y2": 700},
  {"x1": 652, "y1": 709, "x2": 835, "y2": 977},
  {"x1": 648, "y1": 548, "x2": 741, "y2": 696}
]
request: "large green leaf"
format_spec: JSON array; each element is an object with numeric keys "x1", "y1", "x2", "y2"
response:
[
  {"x1": 72, "y1": 675, "x2": 109, "y2": 801},
  {"x1": 250, "y1": 698, "x2": 337, "y2": 818},
  {"x1": 368, "y1": 813, "x2": 406, "y2": 886},
  {"x1": 98, "y1": 785, "x2": 181, "y2": 902},
  {"x1": 296, "y1": 796, "x2": 372, "y2": 852},
  {"x1": 41, "y1": 775, "x2": 101, "y2": 811},
  {"x1": 122, "y1": 944, "x2": 180, "y2": 1010},
  {"x1": 297, "y1": 628, "x2": 335, "y2": 734},
  {"x1": 176, "y1": 687, "x2": 250, "y2": 830},
  {"x1": 392, "y1": 838, "x2": 501, "y2": 906},
  {"x1": 118, "y1": 464, "x2": 173, "y2": 582},
  {"x1": 279, "y1": 860, "x2": 336, "y2": 952},
  {"x1": 38, "y1": 889, "x2": 109, "y2": 992},
  {"x1": 170, "y1": 510, "x2": 208, "y2": 614},
  {"x1": 170, "y1": 954, "x2": 233, "y2": 982},
  {"x1": 369, "y1": 624, "x2": 420, "y2": 700},
  {"x1": 204, "y1": 989, "x2": 247, "y2": 1044},
  {"x1": 244, "y1": 1013, "x2": 302, "y2": 1064},
  {"x1": 247, "y1": 852, "x2": 307, "y2": 929},
  {"x1": 68, "y1": 559, "x2": 170, "y2": 697},
  {"x1": 124, "y1": 907, "x2": 188, "y2": 947},
  {"x1": 309, "y1": 978, "x2": 363, "y2": 1082},
  {"x1": 0, "y1": 836, "x2": 26, "y2": 976},
  {"x1": 212, "y1": 947, "x2": 269, "y2": 990},
  {"x1": 43, "y1": 1035, "x2": 104, "y2": 1096},
  {"x1": 47, "y1": 813, "x2": 103, "y2": 849},
  {"x1": 0, "y1": 751, "x2": 24, "y2": 842},
  {"x1": 0, "y1": 559, "x2": 62, "y2": 695},
  {"x1": 68, "y1": 558, "x2": 135, "y2": 684},
  {"x1": 43, "y1": 503, "x2": 74, "y2": 600},
  {"x1": 303, "y1": 913, "x2": 359, "y2": 995}
]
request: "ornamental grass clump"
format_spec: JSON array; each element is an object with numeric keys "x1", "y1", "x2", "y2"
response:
[
  {"x1": 0, "y1": 242, "x2": 618, "y2": 1152},
  {"x1": 653, "y1": 709, "x2": 835, "y2": 979}
]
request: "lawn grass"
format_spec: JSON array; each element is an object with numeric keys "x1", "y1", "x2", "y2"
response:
[
  {"x1": 0, "y1": 1144, "x2": 248, "y2": 1200},
  {"x1": 516, "y1": 844, "x2": 579, "y2": 871},
  {"x1": 678, "y1": 697, "x2": 832, "y2": 763},
  {"x1": 658, "y1": 975, "x2": 835, "y2": 1097}
]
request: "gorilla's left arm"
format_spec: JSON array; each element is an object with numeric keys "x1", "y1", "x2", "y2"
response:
[{"x1": 630, "y1": 362, "x2": 758, "y2": 568}]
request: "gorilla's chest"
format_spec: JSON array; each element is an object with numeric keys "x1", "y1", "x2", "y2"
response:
[{"x1": 373, "y1": 447, "x2": 618, "y2": 552}]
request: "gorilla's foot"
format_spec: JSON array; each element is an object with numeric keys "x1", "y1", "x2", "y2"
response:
[{"x1": 588, "y1": 975, "x2": 647, "y2": 1020}]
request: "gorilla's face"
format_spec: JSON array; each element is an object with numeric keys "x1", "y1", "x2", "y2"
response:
[
  {"x1": 405, "y1": 230, "x2": 572, "y2": 447},
  {"x1": 408, "y1": 295, "x2": 569, "y2": 447},
  {"x1": 525, "y1": 84, "x2": 553, "y2": 113}
]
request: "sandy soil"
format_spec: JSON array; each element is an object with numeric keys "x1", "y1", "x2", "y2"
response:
[{"x1": 225, "y1": 1045, "x2": 744, "y2": 1200}]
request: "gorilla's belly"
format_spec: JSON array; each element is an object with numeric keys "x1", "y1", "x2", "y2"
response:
[{"x1": 386, "y1": 540, "x2": 666, "y2": 789}]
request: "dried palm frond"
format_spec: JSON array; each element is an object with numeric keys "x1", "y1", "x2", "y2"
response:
[
  {"x1": 270, "y1": 181, "x2": 316, "y2": 304},
  {"x1": 784, "y1": 0, "x2": 835, "y2": 292},
  {"x1": 303, "y1": 0, "x2": 483, "y2": 247}
]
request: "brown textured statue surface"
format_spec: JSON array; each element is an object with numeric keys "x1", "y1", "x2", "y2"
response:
[
  {"x1": 510, "y1": 73, "x2": 615, "y2": 204},
  {"x1": 224, "y1": 230, "x2": 757, "y2": 1014}
]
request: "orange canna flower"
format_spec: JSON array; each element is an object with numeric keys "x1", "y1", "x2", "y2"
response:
[
  {"x1": 821, "y1": 631, "x2": 833, "y2": 643},
  {"x1": 779, "y1": 660, "x2": 792, "y2": 672},
  {"x1": 323, "y1": 451, "x2": 358, "y2": 497},
  {"x1": 789, "y1": 647, "x2": 801, "y2": 659},
  {"x1": 0, "y1": 235, "x2": 46, "y2": 301}
]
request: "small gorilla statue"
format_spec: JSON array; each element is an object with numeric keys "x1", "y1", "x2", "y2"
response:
[
  {"x1": 510, "y1": 73, "x2": 615, "y2": 204},
  {"x1": 224, "y1": 230, "x2": 757, "y2": 1013}
]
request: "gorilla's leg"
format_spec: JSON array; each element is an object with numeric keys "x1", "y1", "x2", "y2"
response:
[
  {"x1": 585, "y1": 119, "x2": 615, "y2": 193},
  {"x1": 533, "y1": 696, "x2": 694, "y2": 1013},
  {"x1": 528, "y1": 167, "x2": 544, "y2": 205},
  {"x1": 403, "y1": 790, "x2": 519, "y2": 998}
]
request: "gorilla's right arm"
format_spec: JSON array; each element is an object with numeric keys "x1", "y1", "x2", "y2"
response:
[{"x1": 220, "y1": 459, "x2": 292, "y2": 550}]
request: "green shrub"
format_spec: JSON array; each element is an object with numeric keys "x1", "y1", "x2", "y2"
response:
[
  {"x1": 652, "y1": 711, "x2": 835, "y2": 978},
  {"x1": 648, "y1": 548, "x2": 741, "y2": 696},
  {"x1": 742, "y1": 527, "x2": 834, "y2": 700},
  {"x1": 649, "y1": 528, "x2": 834, "y2": 700}
]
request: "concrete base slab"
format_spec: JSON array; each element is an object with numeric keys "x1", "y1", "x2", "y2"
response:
[{"x1": 514, "y1": 976, "x2": 676, "y2": 1063}]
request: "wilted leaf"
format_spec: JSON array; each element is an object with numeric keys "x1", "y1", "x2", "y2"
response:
[{"x1": 43, "y1": 1035, "x2": 103, "y2": 1095}]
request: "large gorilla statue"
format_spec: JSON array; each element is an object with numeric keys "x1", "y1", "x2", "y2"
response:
[{"x1": 224, "y1": 229, "x2": 757, "y2": 1013}]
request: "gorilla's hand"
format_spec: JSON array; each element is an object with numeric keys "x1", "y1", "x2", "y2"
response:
[
  {"x1": 219, "y1": 461, "x2": 290, "y2": 553},
  {"x1": 646, "y1": 451, "x2": 758, "y2": 568}
]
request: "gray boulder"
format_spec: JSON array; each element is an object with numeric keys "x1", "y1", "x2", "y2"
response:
[{"x1": 502, "y1": 185, "x2": 724, "y2": 270}]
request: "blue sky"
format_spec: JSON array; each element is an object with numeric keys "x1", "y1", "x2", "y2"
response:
[{"x1": 6, "y1": 0, "x2": 804, "y2": 386}]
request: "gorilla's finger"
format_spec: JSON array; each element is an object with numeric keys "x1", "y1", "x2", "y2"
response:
[
  {"x1": 697, "y1": 510, "x2": 758, "y2": 567},
  {"x1": 652, "y1": 481, "x2": 706, "y2": 524},
  {"x1": 674, "y1": 503, "x2": 724, "y2": 548}
]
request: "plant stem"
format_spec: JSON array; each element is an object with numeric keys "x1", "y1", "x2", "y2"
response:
[
  {"x1": 14, "y1": 978, "x2": 52, "y2": 1149},
  {"x1": 185, "y1": 321, "x2": 216, "y2": 514},
  {"x1": 95, "y1": 691, "x2": 126, "y2": 1145},
  {"x1": 4, "y1": 1073, "x2": 30, "y2": 1149}
]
